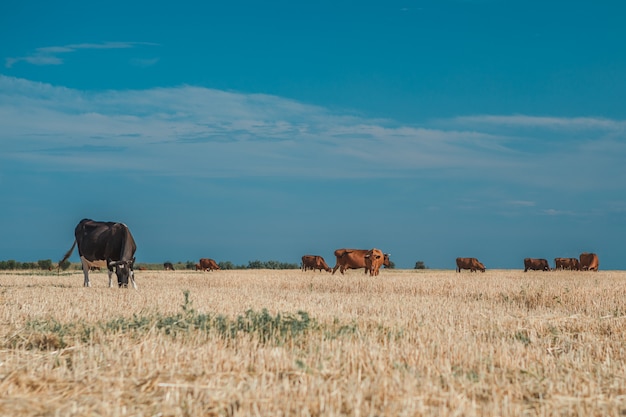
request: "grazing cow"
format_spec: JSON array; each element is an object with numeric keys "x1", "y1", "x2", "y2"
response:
[
  {"x1": 163, "y1": 262, "x2": 175, "y2": 271},
  {"x1": 301, "y1": 255, "x2": 332, "y2": 272},
  {"x1": 554, "y1": 257, "x2": 580, "y2": 271},
  {"x1": 364, "y1": 248, "x2": 385, "y2": 276},
  {"x1": 579, "y1": 252, "x2": 599, "y2": 271},
  {"x1": 456, "y1": 257, "x2": 486, "y2": 273},
  {"x1": 196, "y1": 258, "x2": 220, "y2": 271},
  {"x1": 332, "y1": 248, "x2": 390, "y2": 275},
  {"x1": 524, "y1": 258, "x2": 551, "y2": 272},
  {"x1": 59, "y1": 219, "x2": 137, "y2": 288}
]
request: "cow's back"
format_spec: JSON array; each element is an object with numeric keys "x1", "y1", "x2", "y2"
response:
[
  {"x1": 302, "y1": 255, "x2": 316, "y2": 270},
  {"x1": 199, "y1": 258, "x2": 219, "y2": 271},
  {"x1": 524, "y1": 258, "x2": 549, "y2": 271},
  {"x1": 456, "y1": 257, "x2": 485, "y2": 272},
  {"x1": 333, "y1": 248, "x2": 369, "y2": 274},
  {"x1": 456, "y1": 257, "x2": 472, "y2": 270},
  {"x1": 579, "y1": 252, "x2": 599, "y2": 271},
  {"x1": 75, "y1": 219, "x2": 135, "y2": 262}
]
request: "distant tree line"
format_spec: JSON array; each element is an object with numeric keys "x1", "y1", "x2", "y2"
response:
[
  {"x1": 0, "y1": 259, "x2": 302, "y2": 272},
  {"x1": 136, "y1": 260, "x2": 301, "y2": 271},
  {"x1": 0, "y1": 259, "x2": 54, "y2": 270}
]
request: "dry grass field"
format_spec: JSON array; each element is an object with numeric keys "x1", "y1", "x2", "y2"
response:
[{"x1": 1, "y1": 268, "x2": 625, "y2": 416}]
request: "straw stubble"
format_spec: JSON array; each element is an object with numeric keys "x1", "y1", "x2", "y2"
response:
[{"x1": 0, "y1": 269, "x2": 625, "y2": 416}]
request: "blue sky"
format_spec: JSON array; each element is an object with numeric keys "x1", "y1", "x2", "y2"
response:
[{"x1": 1, "y1": 0, "x2": 625, "y2": 269}]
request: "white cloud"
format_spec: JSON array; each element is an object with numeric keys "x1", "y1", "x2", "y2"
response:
[
  {"x1": 0, "y1": 75, "x2": 625, "y2": 191},
  {"x1": 5, "y1": 42, "x2": 158, "y2": 68},
  {"x1": 452, "y1": 114, "x2": 626, "y2": 131},
  {"x1": 541, "y1": 209, "x2": 575, "y2": 216},
  {"x1": 505, "y1": 200, "x2": 536, "y2": 207}
]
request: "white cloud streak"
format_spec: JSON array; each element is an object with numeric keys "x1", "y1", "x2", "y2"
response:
[
  {"x1": 452, "y1": 114, "x2": 626, "y2": 131},
  {"x1": 1, "y1": 75, "x2": 625, "y2": 192},
  {"x1": 5, "y1": 42, "x2": 158, "y2": 68}
]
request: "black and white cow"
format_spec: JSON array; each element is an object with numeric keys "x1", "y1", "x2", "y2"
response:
[{"x1": 59, "y1": 219, "x2": 137, "y2": 288}]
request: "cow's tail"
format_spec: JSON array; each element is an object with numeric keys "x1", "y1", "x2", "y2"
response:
[{"x1": 58, "y1": 240, "x2": 77, "y2": 269}]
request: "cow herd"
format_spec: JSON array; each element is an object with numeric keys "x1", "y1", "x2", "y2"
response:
[
  {"x1": 455, "y1": 253, "x2": 600, "y2": 273},
  {"x1": 550, "y1": 252, "x2": 599, "y2": 271},
  {"x1": 58, "y1": 219, "x2": 600, "y2": 290},
  {"x1": 301, "y1": 248, "x2": 391, "y2": 277}
]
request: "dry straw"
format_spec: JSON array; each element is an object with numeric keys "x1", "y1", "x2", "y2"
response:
[{"x1": 1, "y1": 269, "x2": 625, "y2": 416}]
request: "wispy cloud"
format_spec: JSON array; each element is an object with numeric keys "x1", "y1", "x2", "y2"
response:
[
  {"x1": 131, "y1": 57, "x2": 160, "y2": 67},
  {"x1": 505, "y1": 200, "x2": 536, "y2": 207},
  {"x1": 5, "y1": 42, "x2": 158, "y2": 68},
  {"x1": 541, "y1": 208, "x2": 576, "y2": 216},
  {"x1": 1, "y1": 75, "x2": 625, "y2": 191},
  {"x1": 452, "y1": 114, "x2": 626, "y2": 131}
]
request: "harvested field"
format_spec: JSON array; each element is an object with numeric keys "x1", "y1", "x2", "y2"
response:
[{"x1": 1, "y1": 269, "x2": 625, "y2": 416}]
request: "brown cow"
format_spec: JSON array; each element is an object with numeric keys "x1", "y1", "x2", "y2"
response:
[
  {"x1": 456, "y1": 257, "x2": 486, "y2": 272},
  {"x1": 84, "y1": 259, "x2": 106, "y2": 272},
  {"x1": 524, "y1": 258, "x2": 550, "y2": 272},
  {"x1": 196, "y1": 258, "x2": 220, "y2": 271},
  {"x1": 332, "y1": 248, "x2": 390, "y2": 275},
  {"x1": 554, "y1": 257, "x2": 580, "y2": 270},
  {"x1": 301, "y1": 255, "x2": 331, "y2": 272},
  {"x1": 579, "y1": 252, "x2": 599, "y2": 271},
  {"x1": 364, "y1": 248, "x2": 385, "y2": 276}
]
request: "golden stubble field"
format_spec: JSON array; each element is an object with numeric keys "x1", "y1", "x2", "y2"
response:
[{"x1": 0, "y1": 268, "x2": 625, "y2": 417}]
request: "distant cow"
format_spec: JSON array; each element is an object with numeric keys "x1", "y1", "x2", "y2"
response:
[
  {"x1": 364, "y1": 248, "x2": 385, "y2": 276},
  {"x1": 524, "y1": 258, "x2": 550, "y2": 272},
  {"x1": 196, "y1": 258, "x2": 220, "y2": 271},
  {"x1": 301, "y1": 255, "x2": 332, "y2": 272},
  {"x1": 456, "y1": 257, "x2": 486, "y2": 273},
  {"x1": 59, "y1": 219, "x2": 137, "y2": 288},
  {"x1": 332, "y1": 248, "x2": 390, "y2": 275},
  {"x1": 85, "y1": 260, "x2": 106, "y2": 271},
  {"x1": 579, "y1": 252, "x2": 599, "y2": 271},
  {"x1": 554, "y1": 257, "x2": 580, "y2": 271},
  {"x1": 163, "y1": 262, "x2": 175, "y2": 271}
]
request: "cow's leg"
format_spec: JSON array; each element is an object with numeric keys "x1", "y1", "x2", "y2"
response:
[
  {"x1": 332, "y1": 264, "x2": 340, "y2": 274},
  {"x1": 129, "y1": 270, "x2": 137, "y2": 290},
  {"x1": 108, "y1": 269, "x2": 115, "y2": 287},
  {"x1": 80, "y1": 258, "x2": 91, "y2": 287}
]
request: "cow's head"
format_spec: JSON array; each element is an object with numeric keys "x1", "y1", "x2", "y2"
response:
[{"x1": 109, "y1": 258, "x2": 135, "y2": 288}]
